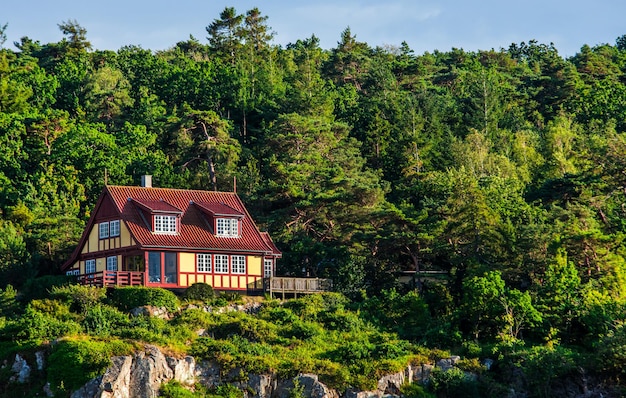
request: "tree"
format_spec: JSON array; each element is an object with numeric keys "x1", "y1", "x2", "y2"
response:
[
  {"x1": 0, "y1": 23, "x2": 7, "y2": 48},
  {"x1": 206, "y1": 7, "x2": 244, "y2": 63},
  {"x1": 58, "y1": 19, "x2": 91, "y2": 53},
  {"x1": 168, "y1": 106, "x2": 240, "y2": 191},
  {"x1": 259, "y1": 112, "x2": 386, "y2": 279}
]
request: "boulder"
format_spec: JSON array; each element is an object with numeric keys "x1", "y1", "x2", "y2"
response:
[
  {"x1": 128, "y1": 345, "x2": 173, "y2": 397},
  {"x1": 11, "y1": 354, "x2": 30, "y2": 383}
]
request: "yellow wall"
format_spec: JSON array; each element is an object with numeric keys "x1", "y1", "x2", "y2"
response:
[
  {"x1": 179, "y1": 252, "x2": 195, "y2": 273},
  {"x1": 81, "y1": 221, "x2": 135, "y2": 255},
  {"x1": 248, "y1": 256, "x2": 262, "y2": 276}
]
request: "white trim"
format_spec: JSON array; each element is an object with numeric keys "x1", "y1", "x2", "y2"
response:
[
  {"x1": 231, "y1": 255, "x2": 246, "y2": 274},
  {"x1": 214, "y1": 254, "x2": 229, "y2": 273},
  {"x1": 197, "y1": 253, "x2": 212, "y2": 273}
]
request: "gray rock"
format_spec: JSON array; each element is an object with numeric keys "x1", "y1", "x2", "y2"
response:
[
  {"x1": 167, "y1": 356, "x2": 196, "y2": 387},
  {"x1": 11, "y1": 354, "x2": 30, "y2": 383},
  {"x1": 70, "y1": 376, "x2": 102, "y2": 398},
  {"x1": 99, "y1": 355, "x2": 133, "y2": 397},
  {"x1": 128, "y1": 345, "x2": 174, "y2": 397}
]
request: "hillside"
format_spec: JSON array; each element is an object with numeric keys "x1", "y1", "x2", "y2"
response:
[{"x1": 1, "y1": 6, "x2": 626, "y2": 397}]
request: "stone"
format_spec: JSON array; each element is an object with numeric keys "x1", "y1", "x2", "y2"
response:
[
  {"x1": 98, "y1": 355, "x2": 133, "y2": 398},
  {"x1": 11, "y1": 354, "x2": 30, "y2": 383},
  {"x1": 167, "y1": 356, "x2": 196, "y2": 387},
  {"x1": 128, "y1": 345, "x2": 174, "y2": 397},
  {"x1": 36, "y1": 351, "x2": 46, "y2": 371}
]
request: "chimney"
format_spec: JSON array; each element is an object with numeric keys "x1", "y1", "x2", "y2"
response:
[{"x1": 141, "y1": 175, "x2": 152, "y2": 188}]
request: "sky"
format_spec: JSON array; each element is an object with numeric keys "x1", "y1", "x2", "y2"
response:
[{"x1": 3, "y1": 1, "x2": 625, "y2": 57}]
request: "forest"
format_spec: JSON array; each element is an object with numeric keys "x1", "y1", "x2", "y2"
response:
[{"x1": 1, "y1": 6, "x2": 626, "y2": 396}]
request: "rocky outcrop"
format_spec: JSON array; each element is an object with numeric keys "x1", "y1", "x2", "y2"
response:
[{"x1": 11, "y1": 354, "x2": 31, "y2": 383}]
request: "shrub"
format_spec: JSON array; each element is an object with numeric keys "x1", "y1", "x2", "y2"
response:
[
  {"x1": 13, "y1": 306, "x2": 81, "y2": 341},
  {"x1": 109, "y1": 286, "x2": 180, "y2": 312},
  {"x1": 47, "y1": 338, "x2": 133, "y2": 395},
  {"x1": 50, "y1": 284, "x2": 107, "y2": 313},
  {"x1": 183, "y1": 283, "x2": 215, "y2": 302},
  {"x1": 400, "y1": 382, "x2": 436, "y2": 398},
  {"x1": 429, "y1": 367, "x2": 479, "y2": 397},
  {"x1": 219, "y1": 291, "x2": 243, "y2": 303},
  {"x1": 258, "y1": 306, "x2": 299, "y2": 325},
  {"x1": 280, "y1": 320, "x2": 323, "y2": 340},
  {"x1": 83, "y1": 304, "x2": 130, "y2": 336}
]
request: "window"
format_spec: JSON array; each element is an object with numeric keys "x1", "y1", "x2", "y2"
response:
[
  {"x1": 106, "y1": 256, "x2": 118, "y2": 271},
  {"x1": 99, "y1": 222, "x2": 109, "y2": 239},
  {"x1": 154, "y1": 215, "x2": 177, "y2": 234},
  {"x1": 85, "y1": 259, "x2": 96, "y2": 274},
  {"x1": 164, "y1": 252, "x2": 178, "y2": 284},
  {"x1": 264, "y1": 259, "x2": 273, "y2": 278},
  {"x1": 66, "y1": 269, "x2": 80, "y2": 276},
  {"x1": 148, "y1": 252, "x2": 162, "y2": 283},
  {"x1": 214, "y1": 255, "x2": 229, "y2": 273},
  {"x1": 109, "y1": 220, "x2": 120, "y2": 237},
  {"x1": 216, "y1": 218, "x2": 238, "y2": 237},
  {"x1": 231, "y1": 255, "x2": 245, "y2": 274},
  {"x1": 197, "y1": 254, "x2": 212, "y2": 273}
]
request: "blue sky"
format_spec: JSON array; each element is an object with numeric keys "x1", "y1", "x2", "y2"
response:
[{"x1": 3, "y1": 1, "x2": 625, "y2": 57}]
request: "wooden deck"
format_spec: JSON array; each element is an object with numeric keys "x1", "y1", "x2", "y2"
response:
[{"x1": 265, "y1": 277, "x2": 332, "y2": 298}]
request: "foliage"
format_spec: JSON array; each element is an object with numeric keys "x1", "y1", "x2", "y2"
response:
[
  {"x1": 108, "y1": 286, "x2": 180, "y2": 312},
  {"x1": 1, "y1": 7, "x2": 626, "y2": 395},
  {"x1": 183, "y1": 282, "x2": 215, "y2": 302},
  {"x1": 47, "y1": 337, "x2": 133, "y2": 395}
]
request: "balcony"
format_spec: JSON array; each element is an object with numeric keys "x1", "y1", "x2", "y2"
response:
[
  {"x1": 265, "y1": 277, "x2": 333, "y2": 298},
  {"x1": 77, "y1": 271, "x2": 145, "y2": 287}
]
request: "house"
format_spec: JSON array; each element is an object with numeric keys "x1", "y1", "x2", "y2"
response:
[{"x1": 62, "y1": 177, "x2": 281, "y2": 293}]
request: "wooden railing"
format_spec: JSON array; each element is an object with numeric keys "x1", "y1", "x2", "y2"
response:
[
  {"x1": 77, "y1": 271, "x2": 145, "y2": 287},
  {"x1": 265, "y1": 277, "x2": 332, "y2": 297}
]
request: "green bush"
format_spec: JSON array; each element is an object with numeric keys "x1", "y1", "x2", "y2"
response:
[
  {"x1": 50, "y1": 284, "x2": 107, "y2": 314},
  {"x1": 83, "y1": 304, "x2": 130, "y2": 336},
  {"x1": 109, "y1": 286, "x2": 180, "y2": 312},
  {"x1": 281, "y1": 320, "x2": 323, "y2": 340},
  {"x1": 400, "y1": 382, "x2": 436, "y2": 398},
  {"x1": 160, "y1": 380, "x2": 207, "y2": 397},
  {"x1": 28, "y1": 299, "x2": 76, "y2": 321},
  {"x1": 258, "y1": 306, "x2": 299, "y2": 325},
  {"x1": 13, "y1": 306, "x2": 81, "y2": 341},
  {"x1": 183, "y1": 283, "x2": 215, "y2": 302},
  {"x1": 47, "y1": 338, "x2": 133, "y2": 395},
  {"x1": 429, "y1": 367, "x2": 479, "y2": 397}
]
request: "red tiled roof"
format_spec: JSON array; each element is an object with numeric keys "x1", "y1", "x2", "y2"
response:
[
  {"x1": 131, "y1": 198, "x2": 183, "y2": 213},
  {"x1": 193, "y1": 201, "x2": 245, "y2": 218},
  {"x1": 105, "y1": 185, "x2": 280, "y2": 255}
]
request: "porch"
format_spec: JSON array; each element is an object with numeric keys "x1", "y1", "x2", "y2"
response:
[
  {"x1": 265, "y1": 277, "x2": 333, "y2": 299},
  {"x1": 77, "y1": 271, "x2": 144, "y2": 287}
]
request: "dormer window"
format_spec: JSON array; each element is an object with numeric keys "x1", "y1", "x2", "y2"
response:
[
  {"x1": 192, "y1": 201, "x2": 244, "y2": 238},
  {"x1": 154, "y1": 215, "x2": 177, "y2": 234},
  {"x1": 130, "y1": 198, "x2": 183, "y2": 235},
  {"x1": 216, "y1": 218, "x2": 238, "y2": 237}
]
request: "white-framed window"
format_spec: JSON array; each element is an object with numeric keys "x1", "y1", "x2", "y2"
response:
[
  {"x1": 264, "y1": 259, "x2": 273, "y2": 278},
  {"x1": 231, "y1": 255, "x2": 246, "y2": 274},
  {"x1": 106, "y1": 256, "x2": 118, "y2": 271},
  {"x1": 109, "y1": 220, "x2": 120, "y2": 237},
  {"x1": 154, "y1": 215, "x2": 177, "y2": 234},
  {"x1": 214, "y1": 254, "x2": 229, "y2": 273},
  {"x1": 216, "y1": 218, "x2": 238, "y2": 237},
  {"x1": 66, "y1": 269, "x2": 80, "y2": 276},
  {"x1": 85, "y1": 259, "x2": 96, "y2": 274},
  {"x1": 197, "y1": 253, "x2": 212, "y2": 273},
  {"x1": 99, "y1": 221, "x2": 109, "y2": 239}
]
